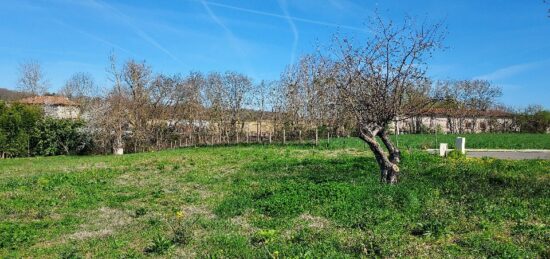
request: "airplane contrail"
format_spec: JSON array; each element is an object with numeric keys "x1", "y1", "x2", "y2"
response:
[
  {"x1": 91, "y1": 0, "x2": 183, "y2": 64},
  {"x1": 278, "y1": 0, "x2": 299, "y2": 64},
  {"x1": 203, "y1": 0, "x2": 367, "y2": 33}
]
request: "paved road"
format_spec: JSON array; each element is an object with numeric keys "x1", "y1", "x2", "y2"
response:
[{"x1": 467, "y1": 151, "x2": 550, "y2": 160}]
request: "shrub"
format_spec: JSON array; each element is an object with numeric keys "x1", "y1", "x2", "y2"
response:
[
  {"x1": 31, "y1": 118, "x2": 91, "y2": 156},
  {"x1": 0, "y1": 102, "x2": 42, "y2": 157},
  {"x1": 0, "y1": 102, "x2": 92, "y2": 157},
  {"x1": 515, "y1": 109, "x2": 550, "y2": 133}
]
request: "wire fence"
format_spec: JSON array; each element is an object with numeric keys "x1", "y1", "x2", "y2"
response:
[{"x1": 134, "y1": 128, "x2": 360, "y2": 153}]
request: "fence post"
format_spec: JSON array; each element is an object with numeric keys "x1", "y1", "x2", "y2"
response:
[
  {"x1": 315, "y1": 128, "x2": 319, "y2": 146},
  {"x1": 283, "y1": 129, "x2": 286, "y2": 145},
  {"x1": 236, "y1": 132, "x2": 239, "y2": 143},
  {"x1": 269, "y1": 132, "x2": 272, "y2": 144},
  {"x1": 299, "y1": 130, "x2": 302, "y2": 143},
  {"x1": 246, "y1": 132, "x2": 249, "y2": 143}
]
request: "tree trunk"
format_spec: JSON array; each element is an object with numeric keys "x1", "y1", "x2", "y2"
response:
[
  {"x1": 359, "y1": 129, "x2": 399, "y2": 184},
  {"x1": 378, "y1": 129, "x2": 401, "y2": 164}
]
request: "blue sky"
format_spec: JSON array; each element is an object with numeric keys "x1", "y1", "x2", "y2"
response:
[{"x1": 0, "y1": 0, "x2": 549, "y2": 108}]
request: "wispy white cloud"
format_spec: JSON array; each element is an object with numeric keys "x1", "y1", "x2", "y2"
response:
[
  {"x1": 202, "y1": 1, "x2": 367, "y2": 33},
  {"x1": 90, "y1": 0, "x2": 183, "y2": 64},
  {"x1": 326, "y1": 0, "x2": 371, "y2": 17},
  {"x1": 475, "y1": 60, "x2": 548, "y2": 81},
  {"x1": 278, "y1": 0, "x2": 299, "y2": 64},
  {"x1": 52, "y1": 19, "x2": 136, "y2": 56},
  {"x1": 200, "y1": 0, "x2": 254, "y2": 71},
  {"x1": 200, "y1": 0, "x2": 235, "y2": 38}
]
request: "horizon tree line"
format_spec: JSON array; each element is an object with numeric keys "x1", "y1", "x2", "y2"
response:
[{"x1": 9, "y1": 14, "x2": 549, "y2": 183}]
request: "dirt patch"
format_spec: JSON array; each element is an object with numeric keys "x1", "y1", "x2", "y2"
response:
[
  {"x1": 66, "y1": 207, "x2": 132, "y2": 241},
  {"x1": 298, "y1": 213, "x2": 332, "y2": 229},
  {"x1": 67, "y1": 229, "x2": 113, "y2": 240},
  {"x1": 321, "y1": 148, "x2": 367, "y2": 158},
  {"x1": 179, "y1": 204, "x2": 216, "y2": 220},
  {"x1": 230, "y1": 211, "x2": 258, "y2": 235}
]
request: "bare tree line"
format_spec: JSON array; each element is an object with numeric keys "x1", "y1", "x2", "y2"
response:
[
  {"x1": 13, "y1": 14, "x2": 534, "y2": 183},
  {"x1": 12, "y1": 38, "x2": 507, "y2": 154}
]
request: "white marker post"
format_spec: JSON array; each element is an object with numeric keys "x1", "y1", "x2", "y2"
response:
[
  {"x1": 455, "y1": 137, "x2": 466, "y2": 154},
  {"x1": 114, "y1": 148, "x2": 124, "y2": 155},
  {"x1": 439, "y1": 143, "x2": 448, "y2": 157}
]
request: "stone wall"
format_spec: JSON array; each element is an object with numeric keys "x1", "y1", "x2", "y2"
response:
[{"x1": 43, "y1": 105, "x2": 80, "y2": 119}]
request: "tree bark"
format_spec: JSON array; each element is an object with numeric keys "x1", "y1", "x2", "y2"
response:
[
  {"x1": 378, "y1": 129, "x2": 401, "y2": 164},
  {"x1": 359, "y1": 129, "x2": 400, "y2": 184}
]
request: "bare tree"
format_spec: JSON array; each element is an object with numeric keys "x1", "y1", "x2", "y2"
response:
[
  {"x1": 462, "y1": 79, "x2": 502, "y2": 132},
  {"x1": 59, "y1": 72, "x2": 97, "y2": 112},
  {"x1": 437, "y1": 80, "x2": 468, "y2": 133},
  {"x1": 17, "y1": 60, "x2": 49, "y2": 95},
  {"x1": 224, "y1": 71, "x2": 252, "y2": 140},
  {"x1": 89, "y1": 53, "x2": 129, "y2": 154},
  {"x1": 183, "y1": 72, "x2": 206, "y2": 133},
  {"x1": 121, "y1": 59, "x2": 154, "y2": 150},
  {"x1": 437, "y1": 79, "x2": 502, "y2": 133},
  {"x1": 252, "y1": 80, "x2": 274, "y2": 138},
  {"x1": 326, "y1": 15, "x2": 445, "y2": 184},
  {"x1": 59, "y1": 72, "x2": 96, "y2": 99},
  {"x1": 279, "y1": 54, "x2": 347, "y2": 143},
  {"x1": 204, "y1": 72, "x2": 229, "y2": 140}
]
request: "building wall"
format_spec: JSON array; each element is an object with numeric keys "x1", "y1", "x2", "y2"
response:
[
  {"x1": 43, "y1": 105, "x2": 80, "y2": 119},
  {"x1": 391, "y1": 116, "x2": 516, "y2": 134}
]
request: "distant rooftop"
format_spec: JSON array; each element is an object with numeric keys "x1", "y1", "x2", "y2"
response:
[
  {"x1": 418, "y1": 108, "x2": 512, "y2": 117},
  {"x1": 18, "y1": 96, "x2": 78, "y2": 106}
]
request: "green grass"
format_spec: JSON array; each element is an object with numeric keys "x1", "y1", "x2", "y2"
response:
[
  {"x1": 0, "y1": 137, "x2": 549, "y2": 257},
  {"x1": 321, "y1": 133, "x2": 550, "y2": 150}
]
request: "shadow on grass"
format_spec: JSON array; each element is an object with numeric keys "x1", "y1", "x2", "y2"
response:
[
  {"x1": 216, "y1": 150, "x2": 549, "y2": 225},
  {"x1": 211, "y1": 150, "x2": 549, "y2": 256}
]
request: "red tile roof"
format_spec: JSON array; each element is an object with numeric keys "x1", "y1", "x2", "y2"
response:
[{"x1": 18, "y1": 96, "x2": 78, "y2": 106}]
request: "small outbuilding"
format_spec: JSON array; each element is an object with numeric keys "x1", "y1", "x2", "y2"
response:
[{"x1": 18, "y1": 96, "x2": 80, "y2": 119}]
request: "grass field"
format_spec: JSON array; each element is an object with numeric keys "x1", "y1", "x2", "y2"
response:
[
  {"x1": 321, "y1": 133, "x2": 550, "y2": 150},
  {"x1": 1, "y1": 136, "x2": 549, "y2": 257}
]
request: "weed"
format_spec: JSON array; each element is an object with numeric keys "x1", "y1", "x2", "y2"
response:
[
  {"x1": 134, "y1": 207, "x2": 147, "y2": 218},
  {"x1": 447, "y1": 150, "x2": 466, "y2": 159},
  {"x1": 168, "y1": 212, "x2": 197, "y2": 246},
  {"x1": 60, "y1": 248, "x2": 82, "y2": 259},
  {"x1": 144, "y1": 234, "x2": 174, "y2": 255},
  {"x1": 251, "y1": 229, "x2": 277, "y2": 245}
]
